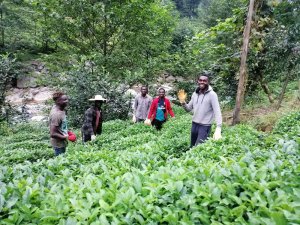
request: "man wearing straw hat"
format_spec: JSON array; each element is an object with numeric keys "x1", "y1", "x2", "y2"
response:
[{"x1": 81, "y1": 95, "x2": 107, "y2": 142}]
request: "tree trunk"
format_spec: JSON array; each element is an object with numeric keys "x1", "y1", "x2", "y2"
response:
[
  {"x1": 103, "y1": 15, "x2": 107, "y2": 58},
  {"x1": 0, "y1": 1, "x2": 4, "y2": 48},
  {"x1": 232, "y1": 0, "x2": 255, "y2": 125},
  {"x1": 258, "y1": 73, "x2": 274, "y2": 103},
  {"x1": 276, "y1": 72, "x2": 290, "y2": 110},
  {"x1": 261, "y1": 82, "x2": 274, "y2": 103}
]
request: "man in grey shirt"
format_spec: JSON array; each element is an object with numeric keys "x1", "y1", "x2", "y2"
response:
[
  {"x1": 178, "y1": 74, "x2": 222, "y2": 147},
  {"x1": 133, "y1": 86, "x2": 153, "y2": 123}
]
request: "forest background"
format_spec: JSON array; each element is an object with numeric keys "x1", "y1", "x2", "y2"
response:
[{"x1": 0, "y1": 0, "x2": 299, "y2": 127}]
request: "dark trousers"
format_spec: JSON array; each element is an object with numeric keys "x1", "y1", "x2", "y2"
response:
[
  {"x1": 152, "y1": 119, "x2": 166, "y2": 130},
  {"x1": 53, "y1": 147, "x2": 66, "y2": 156},
  {"x1": 82, "y1": 134, "x2": 91, "y2": 143},
  {"x1": 191, "y1": 122, "x2": 211, "y2": 147}
]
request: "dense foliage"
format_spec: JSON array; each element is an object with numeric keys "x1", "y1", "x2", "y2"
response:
[
  {"x1": 0, "y1": 108, "x2": 299, "y2": 224},
  {"x1": 63, "y1": 63, "x2": 133, "y2": 126},
  {"x1": 169, "y1": 0, "x2": 300, "y2": 102},
  {"x1": 0, "y1": 54, "x2": 16, "y2": 121},
  {"x1": 0, "y1": 0, "x2": 299, "y2": 124},
  {"x1": 272, "y1": 111, "x2": 300, "y2": 140}
]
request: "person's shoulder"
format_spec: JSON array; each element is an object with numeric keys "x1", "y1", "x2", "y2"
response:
[
  {"x1": 50, "y1": 106, "x2": 63, "y2": 115},
  {"x1": 50, "y1": 107, "x2": 65, "y2": 121},
  {"x1": 164, "y1": 97, "x2": 171, "y2": 103},
  {"x1": 208, "y1": 90, "x2": 219, "y2": 100},
  {"x1": 86, "y1": 107, "x2": 94, "y2": 114},
  {"x1": 49, "y1": 106, "x2": 56, "y2": 115},
  {"x1": 190, "y1": 92, "x2": 198, "y2": 99}
]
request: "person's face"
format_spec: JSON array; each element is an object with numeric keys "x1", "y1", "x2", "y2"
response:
[
  {"x1": 95, "y1": 100, "x2": 102, "y2": 108},
  {"x1": 141, "y1": 87, "x2": 148, "y2": 96},
  {"x1": 197, "y1": 76, "x2": 209, "y2": 90},
  {"x1": 158, "y1": 89, "x2": 165, "y2": 98},
  {"x1": 57, "y1": 95, "x2": 68, "y2": 109}
]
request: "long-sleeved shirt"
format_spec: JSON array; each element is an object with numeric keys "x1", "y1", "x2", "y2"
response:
[
  {"x1": 81, "y1": 106, "x2": 103, "y2": 136},
  {"x1": 133, "y1": 94, "x2": 152, "y2": 120},
  {"x1": 183, "y1": 86, "x2": 222, "y2": 127}
]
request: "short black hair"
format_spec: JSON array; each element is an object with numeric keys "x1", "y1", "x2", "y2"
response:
[
  {"x1": 141, "y1": 85, "x2": 148, "y2": 90},
  {"x1": 198, "y1": 71, "x2": 211, "y2": 81},
  {"x1": 158, "y1": 87, "x2": 165, "y2": 92},
  {"x1": 52, "y1": 91, "x2": 65, "y2": 102}
]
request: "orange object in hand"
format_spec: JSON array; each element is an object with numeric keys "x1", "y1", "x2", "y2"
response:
[{"x1": 67, "y1": 131, "x2": 77, "y2": 142}]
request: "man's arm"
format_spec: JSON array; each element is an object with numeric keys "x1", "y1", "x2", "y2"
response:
[
  {"x1": 146, "y1": 97, "x2": 153, "y2": 117},
  {"x1": 50, "y1": 113, "x2": 67, "y2": 140},
  {"x1": 166, "y1": 99, "x2": 175, "y2": 117},
  {"x1": 133, "y1": 96, "x2": 139, "y2": 115},
  {"x1": 211, "y1": 92, "x2": 222, "y2": 127},
  {"x1": 50, "y1": 125, "x2": 67, "y2": 140},
  {"x1": 147, "y1": 100, "x2": 156, "y2": 119},
  {"x1": 182, "y1": 93, "x2": 194, "y2": 112}
]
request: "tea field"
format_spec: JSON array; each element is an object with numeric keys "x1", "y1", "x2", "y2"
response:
[{"x1": 0, "y1": 108, "x2": 299, "y2": 225}]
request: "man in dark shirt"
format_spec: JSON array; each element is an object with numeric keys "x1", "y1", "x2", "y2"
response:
[
  {"x1": 81, "y1": 95, "x2": 107, "y2": 142},
  {"x1": 49, "y1": 91, "x2": 69, "y2": 156}
]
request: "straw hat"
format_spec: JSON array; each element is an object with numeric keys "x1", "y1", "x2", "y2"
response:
[{"x1": 88, "y1": 95, "x2": 107, "y2": 101}]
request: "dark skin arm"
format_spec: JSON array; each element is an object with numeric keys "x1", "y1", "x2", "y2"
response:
[{"x1": 50, "y1": 125, "x2": 67, "y2": 140}]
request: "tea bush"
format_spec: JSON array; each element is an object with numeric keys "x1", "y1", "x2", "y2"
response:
[{"x1": 0, "y1": 111, "x2": 299, "y2": 224}]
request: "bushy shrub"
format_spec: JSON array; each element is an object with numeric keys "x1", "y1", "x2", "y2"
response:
[
  {"x1": 63, "y1": 63, "x2": 132, "y2": 127},
  {"x1": 0, "y1": 121, "x2": 12, "y2": 136},
  {"x1": 272, "y1": 111, "x2": 300, "y2": 140},
  {"x1": 0, "y1": 54, "x2": 16, "y2": 123}
]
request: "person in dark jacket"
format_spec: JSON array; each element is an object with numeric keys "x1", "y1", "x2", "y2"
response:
[
  {"x1": 81, "y1": 95, "x2": 107, "y2": 142},
  {"x1": 145, "y1": 88, "x2": 175, "y2": 130}
]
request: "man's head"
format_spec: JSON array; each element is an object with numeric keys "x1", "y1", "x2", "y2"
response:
[
  {"x1": 141, "y1": 86, "x2": 148, "y2": 96},
  {"x1": 197, "y1": 75, "x2": 209, "y2": 91},
  {"x1": 94, "y1": 100, "x2": 103, "y2": 109},
  {"x1": 53, "y1": 91, "x2": 68, "y2": 109},
  {"x1": 158, "y1": 88, "x2": 166, "y2": 98}
]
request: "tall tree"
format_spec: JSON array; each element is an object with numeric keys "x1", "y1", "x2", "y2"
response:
[
  {"x1": 39, "y1": 0, "x2": 178, "y2": 80},
  {"x1": 232, "y1": 0, "x2": 255, "y2": 125}
]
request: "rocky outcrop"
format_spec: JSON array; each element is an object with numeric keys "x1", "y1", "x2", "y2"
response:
[
  {"x1": 3, "y1": 60, "x2": 54, "y2": 123},
  {"x1": 5, "y1": 87, "x2": 54, "y2": 123}
]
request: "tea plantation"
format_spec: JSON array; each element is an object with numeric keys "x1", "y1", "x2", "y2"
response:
[{"x1": 0, "y1": 108, "x2": 299, "y2": 225}]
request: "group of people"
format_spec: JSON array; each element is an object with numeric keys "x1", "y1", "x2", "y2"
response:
[
  {"x1": 49, "y1": 94, "x2": 107, "y2": 156},
  {"x1": 49, "y1": 74, "x2": 222, "y2": 156},
  {"x1": 133, "y1": 87, "x2": 175, "y2": 130}
]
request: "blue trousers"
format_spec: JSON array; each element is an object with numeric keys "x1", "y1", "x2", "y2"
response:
[
  {"x1": 53, "y1": 147, "x2": 66, "y2": 156},
  {"x1": 191, "y1": 122, "x2": 211, "y2": 147}
]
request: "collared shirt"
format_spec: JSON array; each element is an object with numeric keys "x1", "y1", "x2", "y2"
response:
[{"x1": 134, "y1": 94, "x2": 152, "y2": 120}]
